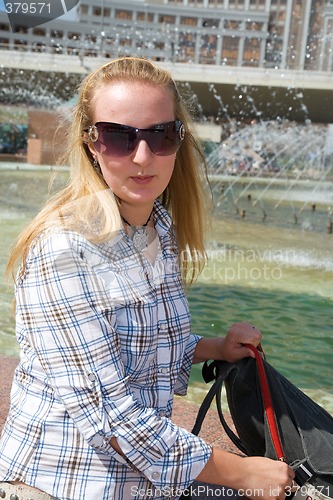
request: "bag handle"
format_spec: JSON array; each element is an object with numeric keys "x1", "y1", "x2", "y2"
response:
[
  {"x1": 191, "y1": 361, "x2": 248, "y2": 455},
  {"x1": 245, "y1": 345, "x2": 314, "y2": 490},
  {"x1": 191, "y1": 344, "x2": 286, "y2": 461},
  {"x1": 245, "y1": 344, "x2": 286, "y2": 462}
]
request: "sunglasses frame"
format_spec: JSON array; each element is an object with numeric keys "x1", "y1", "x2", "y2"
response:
[{"x1": 85, "y1": 119, "x2": 185, "y2": 157}]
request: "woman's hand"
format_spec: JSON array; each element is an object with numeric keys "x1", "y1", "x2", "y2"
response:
[
  {"x1": 220, "y1": 321, "x2": 262, "y2": 363},
  {"x1": 237, "y1": 456, "x2": 295, "y2": 500},
  {"x1": 193, "y1": 321, "x2": 262, "y2": 364},
  {"x1": 198, "y1": 449, "x2": 295, "y2": 500}
]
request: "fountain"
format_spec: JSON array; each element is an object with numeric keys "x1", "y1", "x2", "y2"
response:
[
  {"x1": 205, "y1": 119, "x2": 333, "y2": 232},
  {"x1": 0, "y1": 17, "x2": 333, "y2": 413}
]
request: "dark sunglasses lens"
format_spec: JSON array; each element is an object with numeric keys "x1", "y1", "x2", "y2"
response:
[
  {"x1": 145, "y1": 121, "x2": 182, "y2": 156},
  {"x1": 94, "y1": 121, "x2": 183, "y2": 156},
  {"x1": 95, "y1": 124, "x2": 133, "y2": 157}
]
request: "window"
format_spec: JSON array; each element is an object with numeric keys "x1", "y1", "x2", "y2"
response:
[
  {"x1": 188, "y1": 0, "x2": 204, "y2": 6},
  {"x1": 32, "y1": 42, "x2": 46, "y2": 52},
  {"x1": 249, "y1": 0, "x2": 266, "y2": 8},
  {"x1": 159, "y1": 15, "x2": 176, "y2": 24},
  {"x1": 154, "y1": 41, "x2": 165, "y2": 49},
  {"x1": 14, "y1": 39, "x2": 28, "y2": 49},
  {"x1": 92, "y1": 6, "x2": 102, "y2": 16},
  {"x1": 228, "y1": 0, "x2": 245, "y2": 8},
  {"x1": 222, "y1": 36, "x2": 239, "y2": 65},
  {"x1": 246, "y1": 21, "x2": 264, "y2": 31},
  {"x1": 33, "y1": 28, "x2": 46, "y2": 36},
  {"x1": 68, "y1": 32, "x2": 81, "y2": 40},
  {"x1": 14, "y1": 25, "x2": 28, "y2": 34},
  {"x1": 137, "y1": 12, "x2": 154, "y2": 22},
  {"x1": 50, "y1": 30, "x2": 63, "y2": 39},
  {"x1": 200, "y1": 34, "x2": 218, "y2": 63},
  {"x1": 85, "y1": 34, "x2": 97, "y2": 43},
  {"x1": 178, "y1": 32, "x2": 196, "y2": 61},
  {"x1": 243, "y1": 37, "x2": 260, "y2": 66},
  {"x1": 115, "y1": 10, "x2": 132, "y2": 20},
  {"x1": 208, "y1": 0, "x2": 224, "y2": 6},
  {"x1": 203, "y1": 18, "x2": 219, "y2": 28},
  {"x1": 119, "y1": 37, "x2": 131, "y2": 47},
  {"x1": 0, "y1": 37, "x2": 9, "y2": 47},
  {"x1": 181, "y1": 17, "x2": 197, "y2": 26},
  {"x1": 224, "y1": 20, "x2": 241, "y2": 29}
]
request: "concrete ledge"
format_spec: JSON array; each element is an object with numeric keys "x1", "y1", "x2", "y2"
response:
[{"x1": 1, "y1": 50, "x2": 333, "y2": 92}]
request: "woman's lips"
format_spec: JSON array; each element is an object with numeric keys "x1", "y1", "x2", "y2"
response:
[{"x1": 131, "y1": 176, "x2": 154, "y2": 184}]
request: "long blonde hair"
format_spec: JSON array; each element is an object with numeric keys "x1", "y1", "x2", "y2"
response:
[{"x1": 7, "y1": 57, "x2": 211, "y2": 283}]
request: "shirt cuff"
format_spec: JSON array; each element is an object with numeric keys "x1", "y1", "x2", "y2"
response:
[{"x1": 116, "y1": 415, "x2": 212, "y2": 493}]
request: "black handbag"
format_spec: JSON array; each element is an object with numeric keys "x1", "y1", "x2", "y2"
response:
[{"x1": 184, "y1": 344, "x2": 333, "y2": 500}]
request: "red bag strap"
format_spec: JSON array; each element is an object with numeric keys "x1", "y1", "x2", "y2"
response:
[{"x1": 245, "y1": 343, "x2": 286, "y2": 462}]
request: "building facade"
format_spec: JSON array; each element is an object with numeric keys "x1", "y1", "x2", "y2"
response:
[{"x1": 0, "y1": 0, "x2": 332, "y2": 71}]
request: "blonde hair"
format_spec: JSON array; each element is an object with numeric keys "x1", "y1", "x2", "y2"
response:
[{"x1": 7, "y1": 57, "x2": 211, "y2": 283}]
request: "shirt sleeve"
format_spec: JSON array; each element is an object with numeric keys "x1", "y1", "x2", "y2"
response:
[
  {"x1": 17, "y1": 231, "x2": 212, "y2": 492},
  {"x1": 174, "y1": 333, "x2": 202, "y2": 396}
]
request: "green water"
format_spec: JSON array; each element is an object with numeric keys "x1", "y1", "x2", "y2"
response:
[
  {"x1": 187, "y1": 214, "x2": 333, "y2": 412},
  {"x1": 0, "y1": 168, "x2": 68, "y2": 355},
  {"x1": 1, "y1": 168, "x2": 333, "y2": 412}
]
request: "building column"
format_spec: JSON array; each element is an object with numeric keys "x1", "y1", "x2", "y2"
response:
[
  {"x1": 321, "y1": 15, "x2": 333, "y2": 71},
  {"x1": 238, "y1": 20, "x2": 245, "y2": 66},
  {"x1": 298, "y1": 0, "x2": 312, "y2": 70},
  {"x1": 216, "y1": 31, "x2": 223, "y2": 64},
  {"x1": 259, "y1": 37, "x2": 266, "y2": 67}
]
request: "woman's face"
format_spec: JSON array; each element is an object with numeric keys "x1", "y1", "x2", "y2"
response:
[{"x1": 88, "y1": 81, "x2": 178, "y2": 212}]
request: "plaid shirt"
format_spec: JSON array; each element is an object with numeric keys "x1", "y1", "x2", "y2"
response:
[{"x1": 0, "y1": 200, "x2": 211, "y2": 500}]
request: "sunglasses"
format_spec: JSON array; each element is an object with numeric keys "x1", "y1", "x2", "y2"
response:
[{"x1": 86, "y1": 119, "x2": 185, "y2": 157}]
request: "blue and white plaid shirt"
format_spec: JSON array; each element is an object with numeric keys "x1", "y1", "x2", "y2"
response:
[{"x1": 0, "y1": 200, "x2": 211, "y2": 500}]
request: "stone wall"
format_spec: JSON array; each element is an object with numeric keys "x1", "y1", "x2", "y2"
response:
[{"x1": 27, "y1": 109, "x2": 68, "y2": 165}]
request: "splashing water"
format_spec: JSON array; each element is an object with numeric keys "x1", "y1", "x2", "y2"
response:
[{"x1": 204, "y1": 120, "x2": 333, "y2": 232}]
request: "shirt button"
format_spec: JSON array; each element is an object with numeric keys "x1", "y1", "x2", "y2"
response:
[
  {"x1": 159, "y1": 411, "x2": 166, "y2": 417},
  {"x1": 152, "y1": 471, "x2": 160, "y2": 480},
  {"x1": 161, "y1": 368, "x2": 168, "y2": 374},
  {"x1": 87, "y1": 373, "x2": 96, "y2": 382},
  {"x1": 159, "y1": 323, "x2": 167, "y2": 330}
]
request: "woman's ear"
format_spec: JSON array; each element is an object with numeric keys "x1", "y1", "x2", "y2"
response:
[
  {"x1": 88, "y1": 144, "x2": 97, "y2": 160},
  {"x1": 83, "y1": 128, "x2": 97, "y2": 158},
  {"x1": 83, "y1": 141, "x2": 97, "y2": 164}
]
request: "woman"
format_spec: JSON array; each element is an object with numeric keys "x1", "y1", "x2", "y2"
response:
[{"x1": 0, "y1": 57, "x2": 294, "y2": 500}]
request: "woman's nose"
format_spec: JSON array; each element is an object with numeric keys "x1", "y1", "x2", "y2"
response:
[{"x1": 131, "y1": 139, "x2": 154, "y2": 163}]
